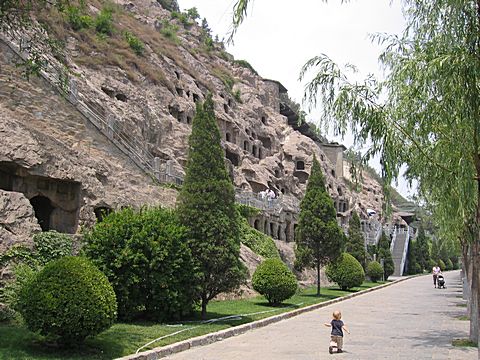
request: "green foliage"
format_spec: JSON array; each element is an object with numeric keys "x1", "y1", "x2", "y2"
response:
[
  {"x1": 17, "y1": 256, "x2": 116, "y2": 344},
  {"x1": 0, "y1": 264, "x2": 36, "y2": 321},
  {"x1": 406, "y1": 239, "x2": 422, "y2": 275},
  {"x1": 0, "y1": 1, "x2": 69, "y2": 77},
  {"x1": 293, "y1": 245, "x2": 313, "y2": 271},
  {"x1": 32, "y1": 230, "x2": 73, "y2": 266},
  {"x1": 124, "y1": 31, "x2": 144, "y2": 55},
  {"x1": 0, "y1": 245, "x2": 37, "y2": 269},
  {"x1": 0, "y1": 281, "x2": 383, "y2": 358},
  {"x1": 66, "y1": 5, "x2": 93, "y2": 31},
  {"x1": 204, "y1": 36, "x2": 214, "y2": 51},
  {"x1": 415, "y1": 225, "x2": 430, "y2": 272},
  {"x1": 177, "y1": 94, "x2": 247, "y2": 318},
  {"x1": 160, "y1": 20, "x2": 179, "y2": 42},
  {"x1": 236, "y1": 203, "x2": 260, "y2": 218},
  {"x1": 0, "y1": 231, "x2": 74, "y2": 320},
  {"x1": 186, "y1": 7, "x2": 200, "y2": 20},
  {"x1": 296, "y1": 155, "x2": 345, "y2": 294},
  {"x1": 239, "y1": 218, "x2": 280, "y2": 259},
  {"x1": 252, "y1": 259, "x2": 297, "y2": 305},
  {"x1": 95, "y1": 7, "x2": 114, "y2": 36},
  {"x1": 377, "y1": 231, "x2": 395, "y2": 279},
  {"x1": 213, "y1": 68, "x2": 235, "y2": 91},
  {"x1": 170, "y1": 11, "x2": 193, "y2": 28},
  {"x1": 156, "y1": 0, "x2": 179, "y2": 12},
  {"x1": 233, "y1": 59, "x2": 258, "y2": 75},
  {"x1": 366, "y1": 261, "x2": 383, "y2": 282},
  {"x1": 233, "y1": 89, "x2": 242, "y2": 103},
  {"x1": 445, "y1": 258, "x2": 454, "y2": 271},
  {"x1": 82, "y1": 207, "x2": 196, "y2": 321},
  {"x1": 438, "y1": 259, "x2": 446, "y2": 271},
  {"x1": 201, "y1": 17, "x2": 211, "y2": 37},
  {"x1": 326, "y1": 253, "x2": 365, "y2": 290},
  {"x1": 346, "y1": 211, "x2": 366, "y2": 269}
]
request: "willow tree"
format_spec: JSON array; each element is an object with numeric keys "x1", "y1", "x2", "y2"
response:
[
  {"x1": 177, "y1": 94, "x2": 247, "y2": 319},
  {"x1": 296, "y1": 156, "x2": 344, "y2": 296},
  {"x1": 297, "y1": 0, "x2": 480, "y2": 345}
]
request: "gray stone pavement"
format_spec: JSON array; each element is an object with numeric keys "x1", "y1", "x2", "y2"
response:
[{"x1": 163, "y1": 270, "x2": 476, "y2": 359}]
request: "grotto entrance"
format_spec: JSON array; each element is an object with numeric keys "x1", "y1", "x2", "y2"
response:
[
  {"x1": 30, "y1": 195, "x2": 54, "y2": 231},
  {"x1": 0, "y1": 162, "x2": 81, "y2": 233}
]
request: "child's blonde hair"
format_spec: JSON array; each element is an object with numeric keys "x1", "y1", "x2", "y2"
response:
[{"x1": 333, "y1": 310, "x2": 342, "y2": 320}]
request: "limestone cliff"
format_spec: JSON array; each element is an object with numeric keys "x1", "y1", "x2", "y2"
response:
[{"x1": 0, "y1": 0, "x2": 397, "y2": 284}]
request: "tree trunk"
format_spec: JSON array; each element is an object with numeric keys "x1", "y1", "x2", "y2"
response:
[
  {"x1": 469, "y1": 240, "x2": 479, "y2": 344},
  {"x1": 461, "y1": 242, "x2": 471, "y2": 302},
  {"x1": 316, "y1": 258, "x2": 321, "y2": 296},
  {"x1": 201, "y1": 296, "x2": 208, "y2": 320},
  {"x1": 473, "y1": 154, "x2": 480, "y2": 345}
]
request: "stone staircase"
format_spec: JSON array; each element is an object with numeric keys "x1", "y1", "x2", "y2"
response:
[{"x1": 391, "y1": 229, "x2": 409, "y2": 276}]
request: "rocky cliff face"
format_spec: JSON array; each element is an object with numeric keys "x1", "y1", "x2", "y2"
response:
[{"x1": 0, "y1": 0, "x2": 394, "y2": 284}]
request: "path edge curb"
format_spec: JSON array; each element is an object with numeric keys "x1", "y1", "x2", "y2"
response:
[{"x1": 117, "y1": 276, "x2": 413, "y2": 360}]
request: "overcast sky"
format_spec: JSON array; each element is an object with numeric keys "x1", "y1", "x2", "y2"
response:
[{"x1": 178, "y1": 0, "x2": 416, "y2": 199}]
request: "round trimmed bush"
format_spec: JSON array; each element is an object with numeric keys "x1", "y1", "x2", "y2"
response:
[
  {"x1": 326, "y1": 253, "x2": 365, "y2": 290},
  {"x1": 366, "y1": 261, "x2": 383, "y2": 282},
  {"x1": 17, "y1": 256, "x2": 116, "y2": 344},
  {"x1": 252, "y1": 258, "x2": 297, "y2": 305}
]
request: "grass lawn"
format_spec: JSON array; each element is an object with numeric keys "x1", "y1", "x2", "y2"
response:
[{"x1": 0, "y1": 282, "x2": 384, "y2": 360}]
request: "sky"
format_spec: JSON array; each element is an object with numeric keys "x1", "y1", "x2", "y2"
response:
[{"x1": 178, "y1": 0, "x2": 417, "y2": 199}]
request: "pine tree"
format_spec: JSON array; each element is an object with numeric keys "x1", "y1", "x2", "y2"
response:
[
  {"x1": 346, "y1": 211, "x2": 366, "y2": 269},
  {"x1": 415, "y1": 224, "x2": 430, "y2": 272},
  {"x1": 177, "y1": 94, "x2": 247, "y2": 319},
  {"x1": 296, "y1": 155, "x2": 345, "y2": 295},
  {"x1": 378, "y1": 232, "x2": 394, "y2": 280}
]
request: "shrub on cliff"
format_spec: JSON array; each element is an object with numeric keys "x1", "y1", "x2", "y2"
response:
[
  {"x1": 240, "y1": 218, "x2": 280, "y2": 259},
  {"x1": 17, "y1": 257, "x2": 116, "y2": 344},
  {"x1": 82, "y1": 207, "x2": 196, "y2": 321},
  {"x1": 326, "y1": 253, "x2": 365, "y2": 290},
  {"x1": 252, "y1": 258, "x2": 297, "y2": 305}
]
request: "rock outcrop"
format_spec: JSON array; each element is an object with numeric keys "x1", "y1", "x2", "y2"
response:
[{"x1": 0, "y1": 0, "x2": 403, "y2": 287}]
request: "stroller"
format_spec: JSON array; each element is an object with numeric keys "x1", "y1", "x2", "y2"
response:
[{"x1": 437, "y1": 274, "x2": 446, "y2": 289}]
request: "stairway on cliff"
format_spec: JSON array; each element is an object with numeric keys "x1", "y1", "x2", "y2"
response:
[{"x1": 392, "y1": 231, "x2": 408, "y2": 276}]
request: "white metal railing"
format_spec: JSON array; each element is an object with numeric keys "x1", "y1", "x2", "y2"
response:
[
  {"x1": 399, "y1": 226, "x2": 411, "y2": 276},
  {"x1": 389, "y1": 227, "x2": 397, "y2": 253},
  {"x1": 1, "y1": 32, "x2": 298, "y2": 213}
]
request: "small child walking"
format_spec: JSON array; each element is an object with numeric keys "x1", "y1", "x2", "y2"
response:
[{"x1": 324, "y1": 310, "x2": 350, "y2": 354}]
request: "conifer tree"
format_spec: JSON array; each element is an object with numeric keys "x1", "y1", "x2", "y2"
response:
[
  {"x1": 346, "y1": 211, "x2": 366, "y2": 269},
  {"x1": 378, "y1": 232, "x2": 394, "y2": 280},
  {"x1": 296, "y1": 156, "x2": 345, "y2": 295},
  {"x1": 415, "y1": 224, "x2": 430, "y2": 272},
  {"x1": 177, "y1": 94, "x2": 247, "y2": 319}
]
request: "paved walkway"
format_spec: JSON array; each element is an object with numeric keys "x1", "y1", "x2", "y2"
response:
[{"x1": 164, "y1": 270, "x2": 476, "y2": 359}]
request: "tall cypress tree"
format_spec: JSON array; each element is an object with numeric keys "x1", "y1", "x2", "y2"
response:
[
  {"x1": 346, "y1": 211, "x2": 366, "y2": 269},
  {"x1": 296, "y1": 155, "x2": 345, "y2": 295},
  {"x1": 378, "y1": 231, "x2": 394, "y2": 279},
  {"x1": 415, "y1": 224, "x2": 430, "y2": 272},
  {"x1": 177, "y1": 94, "x2": 247, "y2": 319}
]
